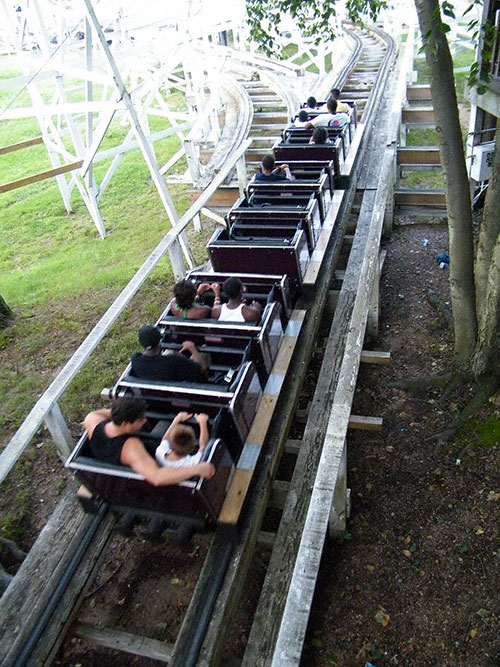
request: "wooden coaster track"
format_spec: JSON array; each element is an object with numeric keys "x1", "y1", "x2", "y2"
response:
[{"x1": 0, "y1": 24, "x2": 401, "y2": 667}]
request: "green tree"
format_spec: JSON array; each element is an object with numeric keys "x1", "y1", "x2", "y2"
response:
[{"x1": 246, "y1": 0, "x2": 500, "y2": 437}]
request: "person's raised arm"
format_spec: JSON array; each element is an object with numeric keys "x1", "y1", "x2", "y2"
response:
[
  {"x1": 242, "y1": 300, "x2": 263, "y2": 322},
  {"x1": 121, "y1": 437, "x2": 215, "y2": 486},
  {"x1": 162, "y1": 411, "x2": 193, "y2": 442},
  {"x1": 180, "y1": 340, "x2": 207, "y2": 372},
  {"x1": 211, "y1": 283, "x2": 222, "y2": 319},
  {"x1": 194, "y1": 413, "x2": 210, "y2": 451},
  {"x1": 84, "y1": 408, "x2": 111, "y2": 439},
  {"x1": 196, "y1": 282, "x2": 212, "y2": 297}
]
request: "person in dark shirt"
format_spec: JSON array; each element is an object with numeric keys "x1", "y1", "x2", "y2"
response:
[
  {"x1": 130, "y1": 324, "x2": 206, "y2": 383},
  {"x1": 254, "y1": 154, "x2": 293, "y2": 182}
]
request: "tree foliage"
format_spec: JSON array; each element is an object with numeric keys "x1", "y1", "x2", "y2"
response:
[{"x1": 246, "y1": 0, "x2": 387, "y2": 57}]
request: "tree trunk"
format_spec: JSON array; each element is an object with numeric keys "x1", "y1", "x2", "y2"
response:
[
  {"x1": 474, "y1": 128, "x2": 500, "y2": 315},
  {"x1": 0, "y1": 295, "x2": 13, "y2": 328},
  {"x1": 472, "y1": 229, "x2": 500, "y2": 379},
  {"x1": 414, "y1": 0, "x2": 477, "y2": 370}
]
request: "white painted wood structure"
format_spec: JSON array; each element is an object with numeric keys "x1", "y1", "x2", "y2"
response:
[{"x1": 0, "y1": 1, "x2": 360, "y2": 494}]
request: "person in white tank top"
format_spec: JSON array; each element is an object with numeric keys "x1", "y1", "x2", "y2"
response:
[
  {"x1": 219, "y1": 302, "x2": 246, "y2": 322},
  {"x1": 211, "y1": 276, "x2": 262, "y2": 323}
]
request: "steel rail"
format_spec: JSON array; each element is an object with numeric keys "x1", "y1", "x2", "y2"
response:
[{"x1": 12, "y1": 502, "x2": 109, "y2": 667}]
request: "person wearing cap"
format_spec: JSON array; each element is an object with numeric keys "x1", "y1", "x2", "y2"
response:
[
  {"x1": 130, "y1": 325, "x2": 206, "y2": 382},
  {"x1": 211, "y1": 277, "x2": 262, "y2": 323},
  {"x1": 84, "y1": 397, "x2": 215, "y2": 484}
]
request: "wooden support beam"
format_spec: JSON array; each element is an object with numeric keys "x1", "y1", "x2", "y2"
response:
[
  {"x1": 73, "y1": 623, "x2": 173, "y2": 662},
  {"x1": 397, "y1": 146, "x2": 440, "y2": 165},
  {"x1": 402, "y1": 107, "x2": 435, "y2": 123},
  {"x1": 284, "y1": 439, "x2": 301, "y2": 455},
  {"x1": 0, "y1": 160, "x2": 83, "y2": 194},
  {"x1": 0, "y1": 136, "x2": 43, "y2": 155},
  {"x1": 257, "y1": 531, "x2": 276, "y2": 549},
  {"x1": 270, "y1": 480, "x2": 290, "y2": 510},
  {"x1": 394, "y1": 189, "x2": 446, "y2": 207},
  {"x1": 348, "y1": 415, "x2": 383, "y2": 431},
  {"x1": 406, "y1": 85, "x2": 432, "y2": 101},
  {"x1": 44, "y1": 402, "x2": 73, "y2": 460},
  {"x1": 360, "y1": 350, "x2": 391, "y2": 364}
]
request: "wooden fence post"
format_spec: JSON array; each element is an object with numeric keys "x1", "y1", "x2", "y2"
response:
[{"x1": 44, "y1": 403, "x2": 73, "y2": 460}]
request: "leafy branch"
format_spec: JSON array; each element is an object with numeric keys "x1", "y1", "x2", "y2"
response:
[{"x1": 245, "y1": 0, "x2": 387, "y2": 59}]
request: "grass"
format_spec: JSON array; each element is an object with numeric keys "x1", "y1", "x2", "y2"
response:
[
  {"x1": 406, "y1": 128, "x2": 439, "y2": 145},
  {"x1": 0, "y1": 62, "x2": 214, "y2": 448},
  {"x1": 400, "y1": 169, "x2": 444, "y2": 189}
]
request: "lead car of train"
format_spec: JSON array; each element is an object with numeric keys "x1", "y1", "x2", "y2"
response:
[{"x1": 66, "y1": 98, "x2": 361, "y2": 536}]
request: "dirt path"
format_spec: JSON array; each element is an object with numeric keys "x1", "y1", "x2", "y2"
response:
[{"x1": 300, "y1": 219, "x2": 500, "y2": 667}]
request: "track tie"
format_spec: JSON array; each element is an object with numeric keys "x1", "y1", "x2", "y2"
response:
[
  {"x1": 360, "y1": 350, "x2": 391, "y2": 364},
  {"x1": 284, "y1": 439, "x2": 302, "y2": 455},
  {"x1": 270, "y1": 480, "x2": 290, "y2": 509},
  {"x1": 348, "y1": 415, "x2": 383, "y2": 431},
  {"x1": 73, "y1": 622, "x2": 174, "y2": 662}
]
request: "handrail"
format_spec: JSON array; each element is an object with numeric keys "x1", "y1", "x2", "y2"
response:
[{"x1": 0, "y1": 138, "x2": 251, "y2": 486}]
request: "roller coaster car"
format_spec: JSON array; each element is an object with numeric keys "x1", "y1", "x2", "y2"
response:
[
  {"x1": 158, "y1": 301, "x2": 283, "y2": 385},
  {"x1": 282, "y1": 127, "x2": 348, "y2": 159},
  {"x1": 207, "y1": 227, "x2": 309, "y2": 294},
  {"x1": 275, "y1": 160, "x2": 335, "y2": 195},
  {"x1": 300, "y1": 103, "x2": 356, "y2": 138},
  {"x1": 246, "y1": 173, "x2": 329, "y2": 223},
  {"x1": 185, "y1": 271, "x2": 293, "y2": 323},
  {"x1": 112, "y1": 360, "x2": 262, "y2": 459},
  {"x1": 66, "y1": 413, "x2": 234, "y2": 526},
  {"x1": 273, "y1": 141, "x2": 342, "y2": 186},
  {"x1": 228, "y1": 194, "x2": 321, "y2": 251}
]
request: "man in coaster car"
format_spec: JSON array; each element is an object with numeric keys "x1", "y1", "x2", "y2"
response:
[
  {"x1": 304, "y1": 98, "x2": 349, "y2": 130},
  {"x1": 131, "y1": 324, "x2": 206, "y2": 382},
  {"x1": 211, "y1": 276, "x2": 262, "y2": 323},
  {"x1": 84, "y1": 397, "x2": 215, "y2": 485},
  {"x1": 255, "y1": 154, "x2": 293, "y2": 182}
]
